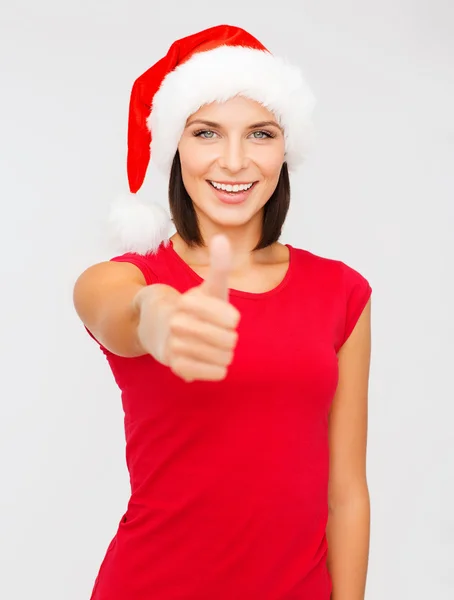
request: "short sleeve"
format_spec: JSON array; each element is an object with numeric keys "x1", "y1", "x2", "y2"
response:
[
  {"x1": 109, "y1": 252, "x2": 157, "y2": 286},
  {"x1": 337, "y1": 261, "x2": 372, "y2": 350},
  {"x1": 83, "y1": 252, "x2": 158, "y2": 351}
]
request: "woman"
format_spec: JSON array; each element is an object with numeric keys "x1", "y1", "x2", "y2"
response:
[{"x1": 73, "y1": 24, "x2": 372, "y2": 600}]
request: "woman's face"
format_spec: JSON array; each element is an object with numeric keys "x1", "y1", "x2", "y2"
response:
[{"x1": 177, "y1": 95, "x2": 285, "y2": 230}]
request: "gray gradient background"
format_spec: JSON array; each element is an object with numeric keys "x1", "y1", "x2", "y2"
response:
[{"x1": 0, "y1": 1, "x2": 452, "y2": 598}]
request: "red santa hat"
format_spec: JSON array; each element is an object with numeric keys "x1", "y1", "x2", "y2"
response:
[{"x1": 109, "y1": 24, "x2": 317, "y2": 255}]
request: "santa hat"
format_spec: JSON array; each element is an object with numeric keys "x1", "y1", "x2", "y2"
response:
[{"x1": 109, "y1": 24, "x2": 317, "y2": 255}]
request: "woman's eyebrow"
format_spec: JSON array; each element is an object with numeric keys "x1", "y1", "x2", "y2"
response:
[
  {"x1": 185, "y1": 119, "x2": 282, "y2": 130},
  {"x1": 249, "y1": 120, "x2": 282, "y2": 129}
]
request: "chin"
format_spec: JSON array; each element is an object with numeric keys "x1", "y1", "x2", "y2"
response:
[
  {"x1": 207, "y1": 214, "x2": 250, "y2": 227},
  {"x1": 206, "y1": 207, "x2": 262, "y2": 229}
]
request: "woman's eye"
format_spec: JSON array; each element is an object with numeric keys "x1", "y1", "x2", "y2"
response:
[
  {"x1": 194, "y1": 129, "x2": 273, "y2": 139},
  {"x1": 251, "y1": 131, "x2": 272, "y2": 139},
  {"x1": 195, "y1": 130, "x2": 216, "y2": 139}
]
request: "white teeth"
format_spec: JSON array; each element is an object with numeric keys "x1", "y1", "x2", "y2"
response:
[{"x1": 210, "y1": 181, "x2": 254, "y2": 192}]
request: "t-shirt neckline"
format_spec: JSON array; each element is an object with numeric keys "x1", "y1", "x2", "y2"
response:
[{"x1": 166, "y1": 239, "x2": 294, "y2": 300}]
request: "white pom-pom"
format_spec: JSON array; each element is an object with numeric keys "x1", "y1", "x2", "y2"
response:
[{"x1": 108, "y1": 194, "x2": 173, "y2": 255}]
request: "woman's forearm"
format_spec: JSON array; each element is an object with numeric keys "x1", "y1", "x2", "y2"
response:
[
  {"x1": 326, "y1": 487, "x2": 370, "y2": 600},
  {"x1": 132, "y1": 283, "x2": 181, "y2": 362}
]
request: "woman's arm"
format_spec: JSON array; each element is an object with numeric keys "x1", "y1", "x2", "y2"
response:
[
  {"x1": 326, "y1": 297, "x2": 372, "y2": 600},
  {"x1": 73, "y1": 260, "x2": 180, "y2": 358}
]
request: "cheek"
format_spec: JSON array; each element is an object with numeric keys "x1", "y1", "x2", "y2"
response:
[
  {"x1": 179, "y1": 145, "x2": 212, "y2": 181},
  {"x1": 253, "y1": 143, "x2": 285, "y2": 179},
  {"x1": 260, "y1": 157, "x2": 285, "y2": 182}
]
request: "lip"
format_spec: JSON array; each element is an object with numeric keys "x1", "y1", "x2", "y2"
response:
[
  {"x1": 207, "y1": 181, "x2": 257, "y2": 204},
  {"x1": 209, "y1": 180, "x2": 255, "y2": 185},
  {"x1": 207, "y1": 180, "x2": 257, "y2": 204}
]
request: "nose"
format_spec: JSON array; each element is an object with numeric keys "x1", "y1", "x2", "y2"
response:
[{"x1": 217, "y1": 138, "x2": 250, "y2": 173}]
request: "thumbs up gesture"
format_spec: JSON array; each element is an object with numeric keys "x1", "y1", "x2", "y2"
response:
[{"x1": 163, "y1": 235, "x2": 241, "y2": 383}]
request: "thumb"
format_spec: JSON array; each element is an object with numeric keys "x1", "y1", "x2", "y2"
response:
[{"x1": 200, "y1": 234, "x2": 232, "y2": 302}]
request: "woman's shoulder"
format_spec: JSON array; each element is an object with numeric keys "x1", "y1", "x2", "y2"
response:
[
  {"x1": 106, "y1": 240, "x2": 171, "y2": 285},
  {"x1": 288, "y1": 243, "x2": 342, "y2": 272},
  {"x1": 289, "y1": 244, "x2": 373, "y2": 350},
  {"x1": 288, "y1": 243, "x2": 372, "y2": 291}
]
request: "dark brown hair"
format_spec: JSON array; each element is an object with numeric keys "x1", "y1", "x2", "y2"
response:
[{"x1": 168, "y1": 150, "x2": 290, "y2": 251}]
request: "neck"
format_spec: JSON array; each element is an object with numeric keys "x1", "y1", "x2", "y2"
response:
[{"x1": 170, "y1": 231, "x2": 280, "y2": 271}]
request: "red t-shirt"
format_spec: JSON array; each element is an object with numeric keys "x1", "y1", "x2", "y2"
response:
[{"x1": 85, "y1": 239, "x2": 372, "y2": 599}]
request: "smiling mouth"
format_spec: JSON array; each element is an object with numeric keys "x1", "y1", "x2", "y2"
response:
[{"x1": 208, "y1": 180, "x2": 258, "y2": 194}]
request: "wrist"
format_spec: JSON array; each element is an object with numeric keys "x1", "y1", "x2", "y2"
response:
[{"x1": 133, "y1": 283, "x2": 180, "y2": 316}]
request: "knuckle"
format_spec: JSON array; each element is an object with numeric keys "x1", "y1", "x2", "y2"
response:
[
  {"x1": 180, "y1": 289, "x2": 199, "y2": 307},
  {"x1": 175, "y1": 360, "x2": 219, "y2": 383},
  {"x1": 168, "y1": 313, "x2": 182, "y2": 332},
  {"x1": 169, "y1": 312, "x2": 193, "y2": 335},
  {"x1": 167, "y1": 336, "x2": 182, "y2": 355},
  {"x1": 168, "y1": 354, "x2": 180, "y2": 371},
  {"x1": 228, "y1": 307, "x2": 241, "y2": 327},
  {"x1": 171, "y1": 356, "x2": 189, "y2": 377},
  {"x1": 224, "y1": 349, "x2": 234, "y2": 366},
  {"x1": 227, "y1": 330, "x2": 238, "y2": 348},
  {"x1": 217, "y1": 366, "x2": 228, "y2": 380}
]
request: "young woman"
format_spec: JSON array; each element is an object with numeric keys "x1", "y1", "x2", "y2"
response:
[{"x1": 73, "y1": 24, "x2": 372, "y2": 600}]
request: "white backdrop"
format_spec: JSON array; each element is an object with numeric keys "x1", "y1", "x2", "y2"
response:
[{"x1": 1, "y1": 1, "x2": 453, "y2": 598}]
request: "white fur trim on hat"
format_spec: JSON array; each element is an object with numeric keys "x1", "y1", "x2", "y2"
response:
[
  {"x1": 148, "y1": 45, "x2": 317, "y2": 174},
  {"x1": 108, "y1": 195, "x2": 173, "y2": 255}
]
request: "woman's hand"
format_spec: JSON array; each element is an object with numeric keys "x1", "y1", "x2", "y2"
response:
[{"x1": 139, "y1": 235, "x2": 241, "y2": 382}]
